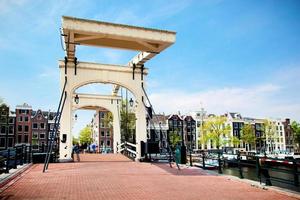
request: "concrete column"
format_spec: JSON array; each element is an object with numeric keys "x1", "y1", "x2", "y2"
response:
[
  {"x1": 59, "y1": 86, "x2": 73, "y2": 161},
  {"x1": 113, "y1": 101, "x2": 121, "y2": 153},
  {"x1": 135, "y1": 94, "x2": 147, "y2": 161}
]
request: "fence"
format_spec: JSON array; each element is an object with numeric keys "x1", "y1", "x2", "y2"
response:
[
  {"x1": 117, "y1": 141, "x2": 137, "y2": 160},
  {"x1": 191, "y1": 150, "x2": 300, "y2": 187},
  {"x1": 0, "y1": 145, "x2": 32, "y2": 174}
]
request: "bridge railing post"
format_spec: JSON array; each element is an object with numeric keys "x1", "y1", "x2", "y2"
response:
[
  {"x1": 202, "y1": 151, "x2": 206, "y2": 170},
  {"x1": 237, "y1": 150, "x2": 244, "y2": 179},
  {"x1": 5, "y1": 149, "x2": 10, "y2": 173},
  {"x1": 293, "y1": 158, "x2": 299, "y2": 187}
]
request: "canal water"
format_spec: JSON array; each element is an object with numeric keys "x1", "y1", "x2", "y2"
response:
[{"x1": 222, "y1": 166, "x2": 300, "y2": 192}]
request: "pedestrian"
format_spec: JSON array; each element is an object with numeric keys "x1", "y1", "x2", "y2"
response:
[{"x1": 73, "y1": 143, "x2": 80, "y2": 162}]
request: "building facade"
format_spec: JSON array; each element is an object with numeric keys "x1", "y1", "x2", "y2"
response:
[
  {"x1": 0, "y1": 104, "x2": 15, "y2": 149},
  {"x1": 15, "y1": 103, "x2": 32, "y2": 145},
  {"x1": 283, "y1": 118, "x2": 294, "y2": 152},
  {"x1": 98, "y1": 108, "x2": 113, "y2": 153},
  {"x1": 31, "y1": 109, "x2": 48, "y2": 151}
]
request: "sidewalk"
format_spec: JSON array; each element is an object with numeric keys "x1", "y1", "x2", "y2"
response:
[{"x1": 0, "y1": 154, "x2": 298, "y2": 200}]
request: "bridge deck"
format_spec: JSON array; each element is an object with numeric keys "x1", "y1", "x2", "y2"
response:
[{"x1": 0, "y1": 154, "x2": 297, "y2": 200}]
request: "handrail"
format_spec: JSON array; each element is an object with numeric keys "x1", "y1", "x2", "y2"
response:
[
  {"x1": 43, "y1": 77, "x2": 68, "y2": 172},
  {"x1": 141, "y1": 85, "x2": 180, "y2": 170},
  {"x1": 125, "y1": 141, "x2": 136, "y2": 148}
]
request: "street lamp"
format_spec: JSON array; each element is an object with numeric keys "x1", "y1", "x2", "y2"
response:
[
  {"x1": 129, "y1": 98, "x2": 134, "y2": 107},
  {"x1": 74, "y1": 94, "x2": 79, "y2": 104},
  {"x1": 74, "y1": 114, "x2": 78, "y2": 121}
]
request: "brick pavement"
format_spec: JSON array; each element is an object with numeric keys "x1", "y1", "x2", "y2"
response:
[{"x1": 0, "y1": 153, "x2": 298, "y2": 200}]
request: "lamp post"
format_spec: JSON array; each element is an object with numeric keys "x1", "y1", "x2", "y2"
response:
[{"x1": 74, "y1": 94, "x2": 79, "y2": 104}]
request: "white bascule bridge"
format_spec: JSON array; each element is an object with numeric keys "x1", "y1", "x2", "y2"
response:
[{"x1": 44, "y1": 16, "x2": 176, "y2": 170}]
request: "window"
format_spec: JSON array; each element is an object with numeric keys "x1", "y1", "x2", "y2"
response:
[
  {"x1": 40, "y1": 133, "x2": 45, "y2": 139},
  {"x1": 24, "y1": 125, "x2": 29, "y2": 132},
  {"x1": 101, "y1": 131, "x2": 105, "y2": 137},
  {"x1": 100, "y1": 122, "x2": 105, "y2": 128},
  {"x1": 0, "y1": 126, "x2": 5, "y2": 134},
  {"x1": 100, "y1": 140, "x2": 104, "y2": 146},
  {"x1": 0, "y1": 117, "x2": 6, "y2": 123},
  {"x1": 18, "y1": 125, "x2": 22, "y2": 132},
  {"x1": 24, "y1": 135, "x2": 29, "y2": 143},
  {"x1": 18, "y1": 135, "x2": 22, "y2": 143},
  {"x1": 0, "y1": 138, "x2": 5, "y2": 147},
  {"x1": 100, "y1": 112, "x2": 105, "y2": 119},
  {"x1": 106, "y1": 131, "x2": 110, "y2": 137},
  {"x1": 32, "y1": 123, "x2": 38, "y2": 129},
  {"x1": 32, "y1": 132, "x2": 38, "y2": 139},
  {"x1": 24, "y1": 116, "x2": 29, "y2": 122},
  {"x1": 8, "y1": 118, "x2": 14, "y2": 124},
  {"x1": 40, "y1": 123, "x2": 45, "y2": 129},
  {"x1": 8, "y1": 126, "x2": 13, "y2": 134},
  {"x1": 1, "y1": 109, "x2": 7, "y2": 115},
  {"x1": 106, "y1": 140, "x2": 111, "y2": 146},
  {"x1": 18, "y1": 116, "x2": 23, "y2": 122},
  {"x1": 234, "y1": 123, "x2": 238, "y2": 129},
  {"x1": 8, "y1": 138, "x2": 13, "y2": 147}
]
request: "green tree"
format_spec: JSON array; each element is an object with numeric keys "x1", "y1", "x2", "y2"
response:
[
  {"x1": 292, "y1": 121, "x2": 300, "y2": 151},
  {"x1": 120, "y1": 100, "x2": 136, "y2": 142},
  {"x1": 240, "y1": 123, "x2": 256, "y2": 150},
  {"x1": 201, "y1": 116, "x2": 231, "y2": 149},
  {"x1": 263, "y1": 119, "x2": 277, "y2": 153},
  {"x1": 73, "y1": 136, "x2": 79, "y2": 145},
  {"x1": 79, "y1": 126, "x2": 93, "y2": 145},
  {"x1": 169, "y1": 130, "x2": 181, "y2": 149},
  {"x1": 230, "y1": 136, "x2": 241, "y2": 148}
]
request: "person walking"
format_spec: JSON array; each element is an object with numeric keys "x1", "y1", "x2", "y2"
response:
[{"x1": 73, "y1": 143, "x2": 80, "y2": 162}]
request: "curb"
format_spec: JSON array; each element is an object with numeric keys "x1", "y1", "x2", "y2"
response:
[{"x1": 0, "y1": 163, "x2": 34, "y2": 193}]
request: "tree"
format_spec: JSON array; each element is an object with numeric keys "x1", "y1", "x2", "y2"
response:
[
  {"x1": 292, "y1": 121, "x2": 300, "y2": 151},
  {"x1": 169, "y1": 130, "x2": 181, "y2": 150},
  {"x1": 240, "y1": 123, "x2": 256, "y2": 150},
  {"x1": 120, "y1": 100, "x2": 136, "y2": 142},
  {"x1": 79, "y1": 126, "x2": 93, "y2": 145},
  {"x1": 263, "y1": 119, "x2": 277, "y2": 153},
  {"x1": 201, "y1": 116, "x2": 231, "y2": 149},
  {"x1": 230, "y1": 136, "x2": 241, "y2": 148},
  {"x1": 73, "y1": 136, "x2": 79, "y2": 145}
]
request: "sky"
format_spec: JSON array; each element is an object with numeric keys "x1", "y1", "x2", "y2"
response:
[{"x1": 0, "y1": 0, "x2": 300, "y2": 137}]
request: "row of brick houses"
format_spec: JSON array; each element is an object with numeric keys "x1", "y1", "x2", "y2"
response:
[{"x1": 0, "y1": 103, "x2": 57, "y2": 151}]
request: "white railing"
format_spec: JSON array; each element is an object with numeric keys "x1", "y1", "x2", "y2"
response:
[{"x1": 117, "y1": 141, "x2": 137, "y2": 158}]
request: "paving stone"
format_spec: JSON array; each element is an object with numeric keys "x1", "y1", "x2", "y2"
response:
[{"x1": 0, "y1": 154, "x2": 297, "y2": 200}]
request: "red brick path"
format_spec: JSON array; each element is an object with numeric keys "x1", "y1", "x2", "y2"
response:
[{"x1": 0, "y1": 154, "x2": 298, "y2": 200}]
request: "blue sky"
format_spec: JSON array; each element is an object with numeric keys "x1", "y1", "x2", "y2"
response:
[{"x1": 0, "y1": 0, "x2": 300, "y2": 136}]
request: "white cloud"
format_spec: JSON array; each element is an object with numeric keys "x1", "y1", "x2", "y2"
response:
[{"x1": 148, "y1": 83, "x2": 300, "y2": 121}]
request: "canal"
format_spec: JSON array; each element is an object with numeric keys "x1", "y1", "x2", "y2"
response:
[{"x1": 221, "y1": 166, "x2": 300, "y2": 192}]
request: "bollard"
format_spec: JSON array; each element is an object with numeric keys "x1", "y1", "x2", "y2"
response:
[
  {"x1": 189, "y1": 148, "x2": 193, "y2": 167},
  {"x1": 237, "y1": 151, "x2": 244, "y2": 179},
  {"x1": 29, "y1": 145, "x2": 32, "y2": 163},
  {"x1": 23, "y1": 145, "x2": 27, "y2": 164},
  {"x1": 14, "y1": 146, "x2": 17, "y2": 169},
  {"x1": 20, "y1": 146, "x2": 24, "y2": 166},
  {"x1": 202, "y1": 151, "x2": 206, "y2": 170},
  {"x1": 256, "y1": 156, "x2": 261, "y2": 184},
  {"x1": 293, "y1": 159, "x2": 299, "y2": 187},
  {"x1": 5, "y1": 149, "x2": 10, "y2": 173},
  {"x1": 218, "y1": 150, "x2": 222, "y2": 174}
]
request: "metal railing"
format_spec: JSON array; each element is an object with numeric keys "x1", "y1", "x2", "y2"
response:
[
  {"x1": 0, "y1": 145, "x2": 32, "y2": 174},
  {"x1": 193, "y1": 150, "x2": 300, "y2": 187}
]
